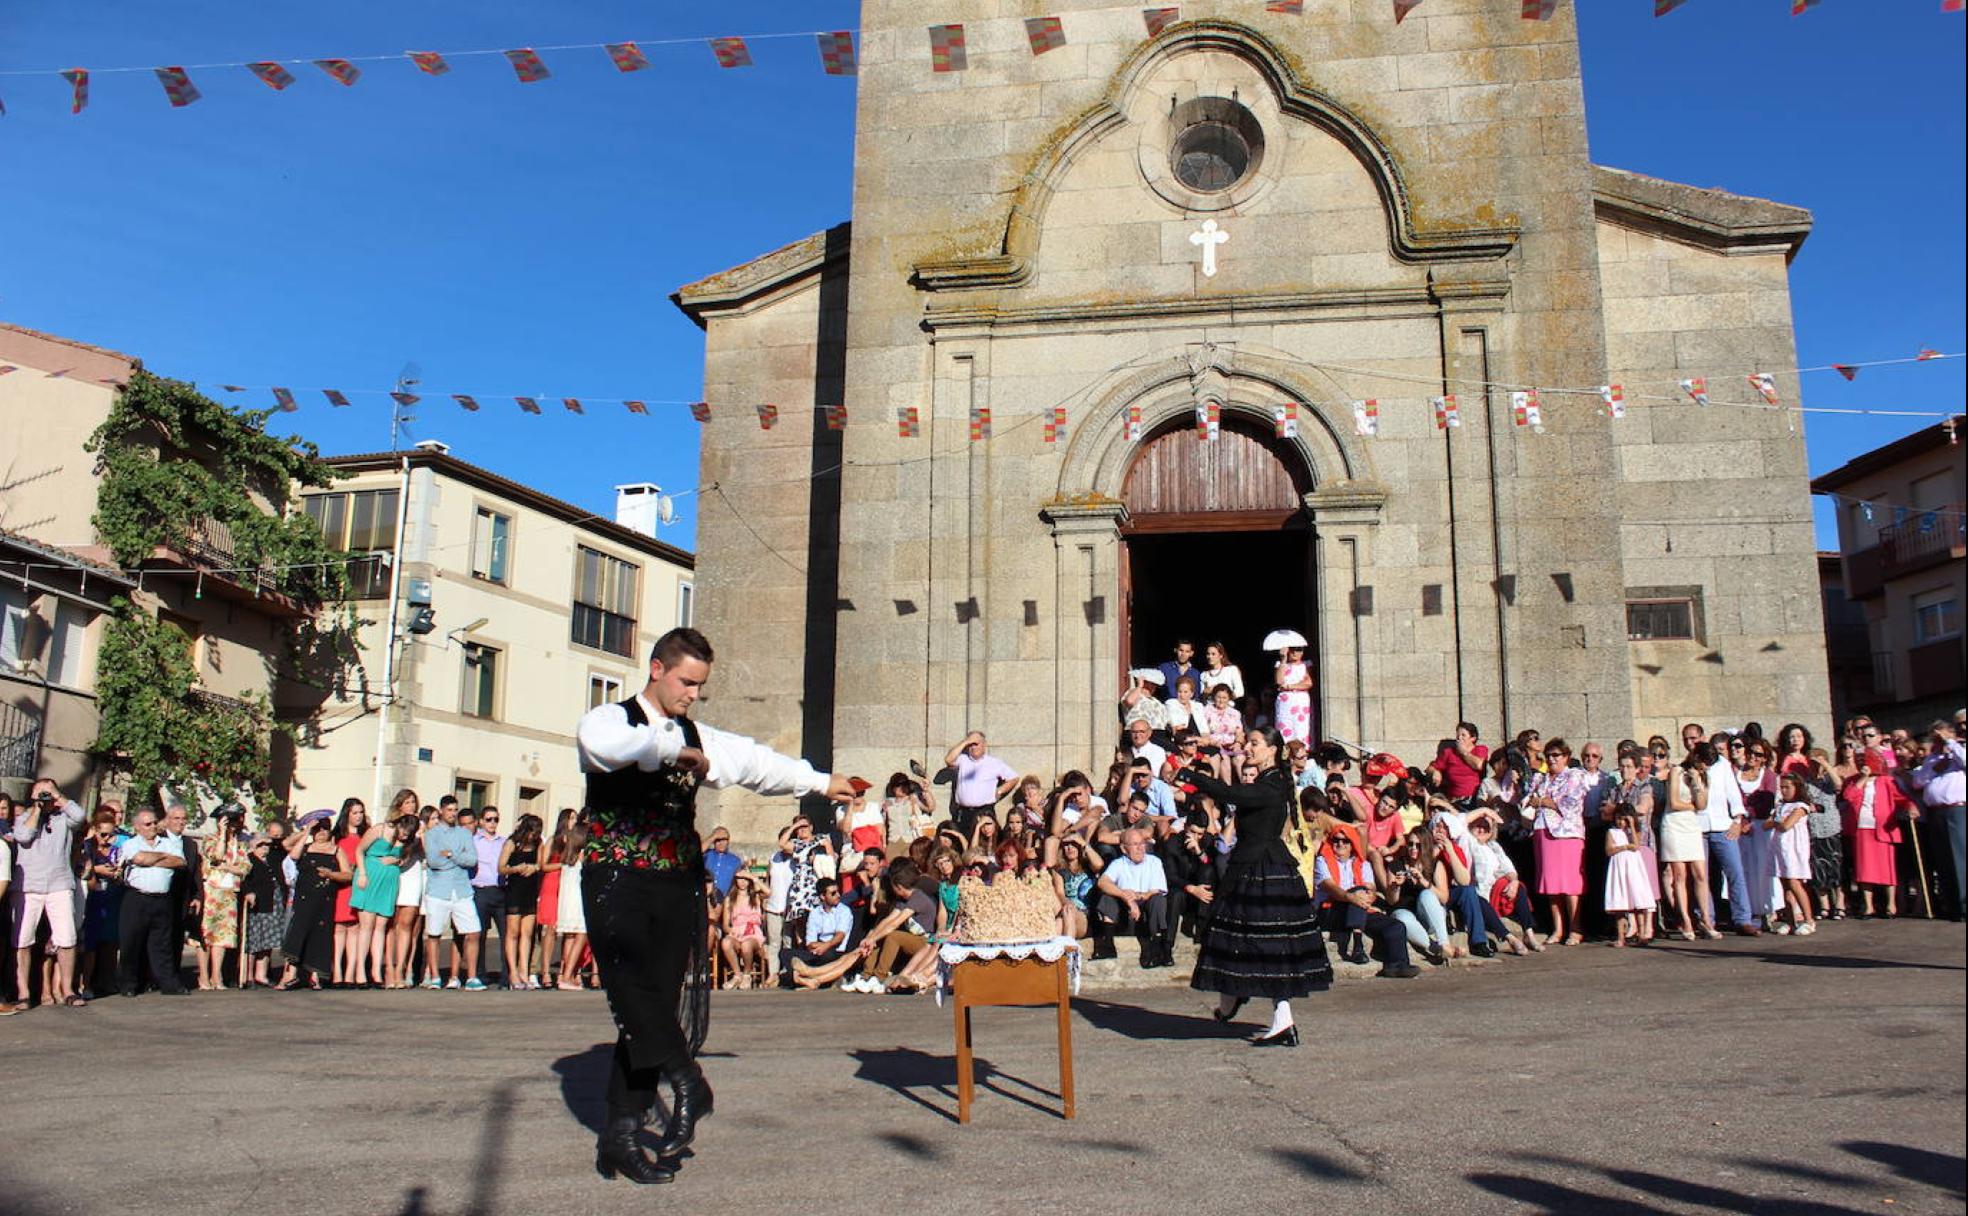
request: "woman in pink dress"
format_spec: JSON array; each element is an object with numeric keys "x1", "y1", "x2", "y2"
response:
[
  {"x1": 1527, "y1": 739, "x2": 1590, "y2": 946},
  {"x1": 329, "y1": 798, "x2": 369, "y2": 987},
  {"x1": 1201, "y1": 684, "x2": 1245, "y2": 758},
  {"x1": 1273, "y1": 645, "x2": 1313, "y2": 746},
  {"x1": 1839, "y1": 748, "x2": 1917, "y2": 918}
]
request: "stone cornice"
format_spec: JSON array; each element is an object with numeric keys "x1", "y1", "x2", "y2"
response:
[
  {"x1": 924, "y1": 284, "x2": 1456, "y2": 334},
  {"x1": 1591, "y1": 165, "x2": 1812, "y2": 261},
  {"x1": 670, "y1": 223, "x2": 850, "y2": 329}
]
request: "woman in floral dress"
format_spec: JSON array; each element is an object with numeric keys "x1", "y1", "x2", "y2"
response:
[
  {"x1": 198, "y1": 808, "x2": 252, "y2": 990},
  {"x1": 1526, "y1": 739, "x2": 1592, "y2": 946}
]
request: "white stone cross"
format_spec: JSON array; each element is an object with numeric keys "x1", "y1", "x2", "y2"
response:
[{"x1": 1189, "y1": 219, "x2": 1229, "y2": 277}]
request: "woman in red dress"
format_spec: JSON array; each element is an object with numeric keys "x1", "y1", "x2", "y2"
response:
[
  {"x1": 330, "y1": 797, "x2": 369, "y2": 987},
  {"x1": 1839, "y1": 748, "x2": 1917, "y2": 918}
]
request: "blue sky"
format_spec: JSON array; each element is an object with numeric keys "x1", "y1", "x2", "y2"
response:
[{"x1": 3, "y1": 1, "x2": 1962, "y2": 550}]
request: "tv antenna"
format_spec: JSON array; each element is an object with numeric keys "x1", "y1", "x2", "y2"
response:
[{"x1": 390, "y1": 361, "x2": 422, "y2": 451}]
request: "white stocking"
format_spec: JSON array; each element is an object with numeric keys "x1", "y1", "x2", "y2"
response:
[{"x1": 1266, "y1": 999, "x2": 1294, "y2": 1036}]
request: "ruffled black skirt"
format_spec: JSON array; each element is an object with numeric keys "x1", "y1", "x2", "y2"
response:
[{"x1": 1190, "y1": 856, "x2": 1332, "y2": 1000}]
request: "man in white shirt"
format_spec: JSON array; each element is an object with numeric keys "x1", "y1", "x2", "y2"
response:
[
  {"x1": 1094, "y1": 828, "x2": 1172, "y2": 967},
  {"x1": 1126, "y1": 718, "x2": 1168, "y2": 775},
  {"x1": 575, "y1": 627, "x2": 858, "y2": 1185},
  {"x1": 1908, "y1": 721, "x2": 1966, "y2": 919},
  {"x1": 114, "y1": 808, "x2": 188, "y2": 997},
  {"x1": 1687, "y1": 728, "x2": 1757, "y2": 935}
]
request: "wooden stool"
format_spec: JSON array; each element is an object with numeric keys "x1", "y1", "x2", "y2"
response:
[{"x1": 949, "y1": 955, "x2": 1075, "y2": 1124}]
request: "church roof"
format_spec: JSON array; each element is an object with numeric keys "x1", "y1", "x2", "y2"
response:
[
  {"x1": 670, "y1": 223, "x2": 851, "y2": 329},
  {"x1": 1591, "y1": 165, "x2": 1813, "y2": 261}
]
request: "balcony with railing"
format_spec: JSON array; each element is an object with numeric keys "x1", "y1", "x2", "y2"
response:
[
  {"x1": 143, "y1": 517, "x2": 304, "y2": 616},
  {"x1": 1842, "y1": 502, "x2": 1966, "y2": 599}
]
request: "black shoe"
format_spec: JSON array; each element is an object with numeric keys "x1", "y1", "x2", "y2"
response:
[
  {"x1": 1344, "y1": 935, "x2": 1371, "y2": 965},
  {"x1": 1250, "y1": 1025, "x2": 1299, "y2": 1048},
  {"x1": 1090, "y1": 940, "x2": 1118, "y2": 961},
  {"x1": 159, "y1": 988, "x2": 190, "y2": 997},
  {"x1": 1378, "y1": 964, "x2": 1421, "y2": 979},
  {"x1": 1470, "y1": 941, "x2": 1498, "y2": 959},
  {"x1": 654, "y1": 1063, "x2": 714, "y2": 1159},
  {"x1": 595, "y1": 1113, "x2": 674, "y2": 1184},
  {"x1": 1421, "y1": 946, "x2": 1446, "y2": 967},
  {"x1": 1210, "y1": 997, "x2": 1247, "y2": 1024}
]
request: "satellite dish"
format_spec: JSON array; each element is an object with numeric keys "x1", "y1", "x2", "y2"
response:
[{"x1": 656, "y1": 495, "x2": 677, "y2": 526}]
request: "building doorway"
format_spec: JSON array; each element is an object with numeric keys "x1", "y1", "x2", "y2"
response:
[{"x1": 1118, "y1": 412, "x2": 1318, "y2": 732}]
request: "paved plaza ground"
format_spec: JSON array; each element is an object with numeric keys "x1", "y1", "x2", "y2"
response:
[{"x1": 1, "y1": 920, "x2": 1962, "y2": 1215}]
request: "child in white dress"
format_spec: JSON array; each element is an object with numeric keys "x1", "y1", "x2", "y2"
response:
[
  {"x1": 1602, "y1": 807, "x2": 1655, "y2": 947},
  {"x1": 1771, "y1": 773, "x2": 1818, "y2": 936}
]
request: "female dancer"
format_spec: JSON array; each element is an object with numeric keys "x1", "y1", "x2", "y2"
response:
[{"x1": 1176, "y1": 727, "x2": 1331, "y2": 1047}]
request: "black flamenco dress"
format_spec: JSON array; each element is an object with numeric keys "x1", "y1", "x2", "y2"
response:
[{"x1": 1178, "y1": 766, "x2": 1332, "y2": 999}]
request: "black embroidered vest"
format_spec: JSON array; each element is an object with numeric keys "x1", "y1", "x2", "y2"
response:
[{"x1": 582, "y1": 697, "x2": 705, "y2": 874}]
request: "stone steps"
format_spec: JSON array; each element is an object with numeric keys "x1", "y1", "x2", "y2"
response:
[{"x1": 1074, "y1": 931, "x2": 1498, "y2": 991}]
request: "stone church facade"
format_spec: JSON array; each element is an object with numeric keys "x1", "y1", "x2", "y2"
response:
[{"x1": 673, "y1": 2, "x2": 1829, "y2": 841}]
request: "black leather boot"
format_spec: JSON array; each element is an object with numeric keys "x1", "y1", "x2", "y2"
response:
[
  {"x1": 655, "y1": 1062, "x2": 715, "y2": 1159},
  {"x1": 596, "y1": 1111, "x2": 675, "y2": 1184}
]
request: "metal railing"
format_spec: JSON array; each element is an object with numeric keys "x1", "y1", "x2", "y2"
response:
[{"x1": 0, "y1": 701, "x2": 42, "y2": 779}]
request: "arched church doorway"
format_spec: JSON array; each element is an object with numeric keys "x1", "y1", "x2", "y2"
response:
[{"x1": 1119, "y1": 413, "x2": 1317, "y2": 734}]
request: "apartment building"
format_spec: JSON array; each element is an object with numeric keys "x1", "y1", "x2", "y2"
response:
[
  {"x1": 1812, "y1": 415, "x2": 1966, "y2": 728},
  {"x1": 285, "y1": 444, "x2": 695, "y2": 820}
]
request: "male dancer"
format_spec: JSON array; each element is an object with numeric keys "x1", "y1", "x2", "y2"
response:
[{"x1": 576, "y1": 627, "x2": 856, "y2": 1185}]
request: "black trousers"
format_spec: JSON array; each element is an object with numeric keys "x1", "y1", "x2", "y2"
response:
[
  {"x1": 118, "y1": 891, "x2": 183, "y2": 995},
  {"x1": 1322, "y1": 901, "x2": 1410, "y2": 969},
  {"x1": 1095, "y1": 891, "x2": 1169, "y2": 942},
  {"x1": 584, "y1": 865, "x2": 697, "y2": 1114}
]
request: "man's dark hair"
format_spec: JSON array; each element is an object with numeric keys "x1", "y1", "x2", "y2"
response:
[
  {"x1": 860, "y1": 846, "x2": 886, "y2": 863},
  {"x1": 458, "y1": 807, "x2": 478, "y2": 820},
  {"x1": 1126, "y1": 791, "x2": 1150, "y2": 809},
  {"x1": 651, "y1": 627, "x2": 715, "y2": 668},
  {"x1": 885, "y1": 859, "x2": 922, "y2": 892},
  {"x1": 1455, "y1": 721, "x2": 1479, "y2": 738},
  {"x1": 439, "y1": 795, "x2": 459, "y2": 810},
  {"x1": 816, "y1": 877, "x2": 839, "y2": 896},
  {"x1": 1129, "y1": 757, "x2": 1154, "y2": 772}
]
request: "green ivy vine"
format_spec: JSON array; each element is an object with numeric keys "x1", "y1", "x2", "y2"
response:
[{"x1": 85, "y1": 371, "x2": 360, "y2": 803}]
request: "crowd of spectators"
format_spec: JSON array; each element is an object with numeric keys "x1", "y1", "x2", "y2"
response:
[{"x1": 0, "y1": 636, "x2": 1960, "y2": 1010}]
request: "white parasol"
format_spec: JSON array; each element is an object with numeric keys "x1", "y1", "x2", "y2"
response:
[
  {"x1": 1261, "y1": 628, "x2": 1308, "y2": 652},
  {"x1": 1127, "y1": 668, "x2": 1166, "y2": 686}
]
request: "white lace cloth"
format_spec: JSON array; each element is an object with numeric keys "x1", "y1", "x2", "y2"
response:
[{"x1": 933, "y1": 936, "x2": 1082, "y2": 1005}]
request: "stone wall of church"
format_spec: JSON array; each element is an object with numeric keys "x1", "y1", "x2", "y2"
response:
[
  {"x1": 1597, "y1": 216, "x2": 1833, "y2": 742},
  {"x1": 821, "y1": 0, "x2": 1635, "y2": 785}
]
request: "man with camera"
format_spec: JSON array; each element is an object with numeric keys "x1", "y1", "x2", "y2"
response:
[
  {"x1": 11, "y1": 778, "x2": 88, "y2": 1007},
  {"x1": 115, "y1": 807, "x2": 188, "y2": 997}
]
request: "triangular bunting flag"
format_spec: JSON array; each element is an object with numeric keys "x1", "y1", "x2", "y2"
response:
[
  {"x1": 970, "y1": 405, "x2": 992, "y2": 440},
  {"x1": 1791, "y1": 0, "x2": 1820, "y2": 12},
  {"x1": 1833, "y1": 364, "x2": 1858, "y2": 381},
  {"x1": 314, "y1": 59, "x2": 361, "y2": 86},
  {"x1": 1599, "y1": 385, "x2": 1625, "y2": 419},
  {"x1": 1522, "y1": 0, "x2": 1558, "y2": 17},
  {"x1": 322, "y1": 390, "x2": 351, "y2": 408},
  {"x1": 1265, "y1": 0, "x2": 1305, "y2": 11},
  {"x1": 757, "y1": 403, "x2": 779, "y2": 430},
  {"x1": 390, "y1": 392, "x2": 420, "y2": 409},
  {"x1": 1655, "y1": 0, "x2": 1687, "y2": 14},
  {"x1": 61, "y1": 69, "x2": 88, "y2": 115},
  {"x1": 1394, "y1": 0, "x2": 1425, "y2": 21},
  {"x1": 1026, "y1": 17, "x2": 1068, "y2": 55},
  {"x1": 272, "y1": 388, "x2": 297, "y2": 412},
  {"x1": 929, "y1": 25, "x2": 968, "y2": 72},
  {"x1": 625, "y1": 400, "x2": 648, "y2": 416},
  {"x1": 1511, "y1": 390, "x2": 1543, "y2": 433},
  {"x1": 825, "y1": 404, "x2": 848, "y2": 431},
  {"x1": 1352, "y1": 400, "x2": 1379, "y2": 437},
  {"x1": 219, "y1": 385, "x2": 245, "y2": 393},
  {"x1": 0, "y1": 366, "x2": 16, "y2": 376},
  {"x1": 44, "y1": 369, "x2": 71, "y2": 379},
  {"x1": 1126, "y1": 403, "x2": 1145, "y2": 442},
  {"x1": 154, "y1": 66, "x2": 201, "y2": 108},
  {"x1": 1434, "y1": 395, "x2": 1461, "y2": 429},
  {"x1": 504, "y1": 49, "x2": 551, "y2": 83},
  {"x1": 1917, "y1": 348, "x2": 1943, "y2": 360},
  {"x1": 407, "y1": 51, "x2": 450, "y2": 76},
  {"x1": 1680, "y1": 377, "x2": 1710, "y2": 407},
  {"x1": 1749, "y1": 373, "x2": 1781, "y2": 407},
  {"x1": 452, "y1": 394, "x2": 480, "y2": 412},
  {"x1": 247, "y1": 62, "x2": 296, "y2": 90},
  {"x1": 1196, "y1": 401, "x2": 1221, "y2": 441},
  {"x1": 516, "y1": 397, "x2": 542, "y2": 415},
  {"x1": 818, "y1": 31, "x2": 858, "y2": 76},
  {"x1": 1946, "y1": 0, "x2": 1966, "y2": 13},
  {"x1": 1044, "y1": 405, "x2": 1067, "y2": 443},
  {"x1": 606, "y1": 43, "x2": 649, "y2": 73},
  {"x1": 689, "y1": 401, "x2": 711, "y2": 423},
  {"x1": 1275, "y1": 402, "x2": 1299, "y2": 439},
  {"x1": 897, "y1": 406, "x2": 921, "y2": 438},
  {"x1": 1144, "y1": 8, "x2": 1181, "y2": 36},
  {"x1": 710, "y1": 37, "x2": 752, "y2": 68},
  {"x1": 562, "y1": 397, "x2": 584, "y2": 415}
]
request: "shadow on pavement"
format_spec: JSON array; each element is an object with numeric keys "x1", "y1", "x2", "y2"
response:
[
  {"x1": 1840, "y1": 1140, "x2": 1968, "y2": 1197},
  {"x1": 1649, "y1": 944, "x2": 1964, "y2": 973},
  {"x1": 850, "y1": 1045, "x2": 966, "y2": 1122},
  {"x1": 1071, "y1": 997, "x2": 1249, "y2": 1041},
  {"x1": 396, "y1": 1081, "x2": 514, "y2": 1216},
  {"x1": 551, "y1": 1043, "x2": 613, "y2": 1136},
  {"x1": 1268, "y1": 1147, "x2": 1372, "y2": 1183},
  {"x1": 876, "y1": 1130, "x2": 943, "y2": 1160}
]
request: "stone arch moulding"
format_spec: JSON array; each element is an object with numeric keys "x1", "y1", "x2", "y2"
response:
[
  {"x1": 913, "y1": 19, "x2": 1522, "y2": 293},
  {"x1": 1051, "y1": 348, "x2": 1376, "y2": 505}
]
